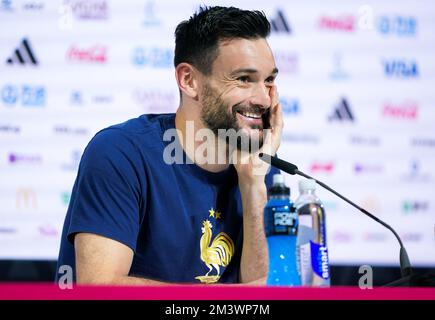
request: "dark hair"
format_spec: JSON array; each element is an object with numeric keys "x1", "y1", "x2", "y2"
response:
[{"x1": 174, "y1": 6, "x2": 270, "y2": 75}]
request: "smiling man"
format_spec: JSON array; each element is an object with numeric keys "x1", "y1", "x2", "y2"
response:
[{"x1": 56, "y1": 6, "x2": 283, "y2": 285}]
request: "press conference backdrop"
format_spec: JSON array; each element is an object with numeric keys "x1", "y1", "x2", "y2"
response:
[{"x1": 0, "y1": 0, "x2": 434, "y2": 268}]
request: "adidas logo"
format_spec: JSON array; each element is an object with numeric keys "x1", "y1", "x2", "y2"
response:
[
  {"x1": 270, "y1": 10, "x2": 291, "y2": 33},
  {"x1": 6, "y1": 38, "x2": 38, "y2": 65},
  {"x1": 328, "y1": 98, "x2": 355, "y2": 122}
]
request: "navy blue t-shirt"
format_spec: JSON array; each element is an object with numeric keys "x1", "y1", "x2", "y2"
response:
[{"x1": 56, "y1": 113, "x2": 277, "y2": 283}]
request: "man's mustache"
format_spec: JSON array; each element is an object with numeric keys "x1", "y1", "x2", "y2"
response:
[{"x1": 232, "y1": 104, "x2": 269, "y2": 115}]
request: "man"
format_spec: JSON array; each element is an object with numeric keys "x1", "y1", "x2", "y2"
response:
[{"x1": 56, "y1": 6, "x2": 283, "y2": 285}]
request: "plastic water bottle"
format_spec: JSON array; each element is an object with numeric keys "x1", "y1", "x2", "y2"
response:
[
  {"x1": 295, "y1": 179, "x2": 331, "y2": 287},
  {"x1": 264, "y1": 174, "x2": 300, "y2": 286}
]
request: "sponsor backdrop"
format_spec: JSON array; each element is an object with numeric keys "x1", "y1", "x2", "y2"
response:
[{"x1": 1, "y1": 0, "x2": 434, "y2": 268}]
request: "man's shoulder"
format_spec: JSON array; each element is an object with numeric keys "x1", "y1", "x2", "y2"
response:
[
  {"x1": 81, "y1": 113, "x2": 175, "y2": 169},
  {"x1": 103, "y1": 113, "x2": 174, "y2": 136},
  {"x1": 92, "y1": 113, "x2": 175, "y2": 147}
]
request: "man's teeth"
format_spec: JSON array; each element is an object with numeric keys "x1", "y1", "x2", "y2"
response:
[{"x1": 241, "y1": 111, "x2": 261, "y2": 119}]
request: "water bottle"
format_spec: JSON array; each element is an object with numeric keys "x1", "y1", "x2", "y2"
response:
[
  {"x1": 295, "y1": 179, "x2": 331, "y2": 287},
  {"x1": 264, "y1": 174, "x2": 300, "y2": 286}
]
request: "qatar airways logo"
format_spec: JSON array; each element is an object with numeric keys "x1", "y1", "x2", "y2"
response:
[
  {"x1": 54, "y1": 125, "x2": 88, "y2": 135},
  {"x1": 64, "y1": 0, "x2": 108, "y2": 20},
  {"x1": 273, "y1": 51, "x2": 298, "y2": 74},
  {"x1": 66, "y1": 45, "x2": 107, "y2": 63},
  {"x1": 382, "y1": 102, "x2": 418, "y2": 120},
  {"x1": 319, "y1": 15, "x2": 355, "y2": 32},
  {"x1": 132, "y1": 89, "x2": 176, "y2": 112}
]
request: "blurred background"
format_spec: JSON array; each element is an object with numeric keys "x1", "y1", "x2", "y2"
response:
[{"x1": 0, "y1": 0, "x2": 434, "y2": 285}]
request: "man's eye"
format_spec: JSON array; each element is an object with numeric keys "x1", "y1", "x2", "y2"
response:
[
  {"x1": 237, "y1": 76, "x2": 250, "y2": 83},
  {"x1": 265, "y1": 77, "x2": 275, "y2": 84}
]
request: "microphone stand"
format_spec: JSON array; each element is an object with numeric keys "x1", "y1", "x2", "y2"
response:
[{"x1": 258, "y1": 153, "x2": 435, "y2": 287}]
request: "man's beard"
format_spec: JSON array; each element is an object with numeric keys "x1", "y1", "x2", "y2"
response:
[{"x1": 200, "y1": 82, "x2": 266, "y2": 153}]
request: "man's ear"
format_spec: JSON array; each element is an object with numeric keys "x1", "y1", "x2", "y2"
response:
[{"x1": 175, "y1": 63, "x2": 201, "y2": 100}]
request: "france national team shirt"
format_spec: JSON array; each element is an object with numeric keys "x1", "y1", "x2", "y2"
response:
[{"x1": 56, "y1": 113, "x2": 278, "y2": 283}]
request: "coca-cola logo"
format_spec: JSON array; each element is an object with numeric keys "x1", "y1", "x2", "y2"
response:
[
  {"x1": 66, "y1": 45, "x2": 107, "y2": 63},
  {"x1": 383, "y1": 102, "x2": 418, "y2": 119},
  {"x1": 319, "y1": 15, "x2": 355, "y2": 32}
]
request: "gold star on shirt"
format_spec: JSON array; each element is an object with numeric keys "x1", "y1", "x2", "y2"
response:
[
  {"x1": 209, "y1": 208, "x2": 215, "y2": 218},
  {"x1": 215, "y1": 211, "x2": 222, "y2": 219}
]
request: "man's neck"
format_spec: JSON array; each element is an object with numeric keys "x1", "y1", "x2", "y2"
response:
[{"x1": 175, "y1": 107, "x2": 231, "y2": 173}]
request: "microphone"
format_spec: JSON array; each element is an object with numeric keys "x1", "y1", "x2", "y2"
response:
[{"x1": 259, "y1": 153, "x2": 413, "y2": 279}]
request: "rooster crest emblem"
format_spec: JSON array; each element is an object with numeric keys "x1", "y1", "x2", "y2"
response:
[{"x1": 195, "y1": 219, "x2": 234, "y2": 284}]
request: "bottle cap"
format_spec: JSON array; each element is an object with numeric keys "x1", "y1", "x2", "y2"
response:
[
  {"x1": 270, "y1": 174, "x2": 290, "y2": 196},
  {"x1": 299, "y1": 178, "x2": 316, "y2": 192},
  {"x1": 273, "y1": 174, "x2": 285, "y2": 185}
]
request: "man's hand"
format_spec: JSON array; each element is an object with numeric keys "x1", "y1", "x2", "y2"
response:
[
  {"x1": 232, "y1": 85, "x2": 283, "y2": 184},
  {"x1": 231, "y1": 85, "x2": 283, "y2": 283}
]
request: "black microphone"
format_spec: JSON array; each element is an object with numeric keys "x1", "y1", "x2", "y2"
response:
[{"x1": 259, "y1": 153, "x2": 412, "y2": 279}]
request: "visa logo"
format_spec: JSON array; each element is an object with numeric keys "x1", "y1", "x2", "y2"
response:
[{"x1": 383, "y1": 60, "x2": 418, "y2": 78}]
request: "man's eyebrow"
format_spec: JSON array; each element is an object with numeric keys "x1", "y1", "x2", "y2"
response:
[
  {"x1": 230, "y1": 68, "x2": 258, "y2": 77},
  {"x1": 229, "y1": 67, "x2": 279, "y2": 77}
]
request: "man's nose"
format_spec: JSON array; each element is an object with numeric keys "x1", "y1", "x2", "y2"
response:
[{"x1": 249, "y1": 83, "x2": 271, "y2": 109}]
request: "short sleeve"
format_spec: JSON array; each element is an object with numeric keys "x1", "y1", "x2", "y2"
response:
[{"x1": 66, "y1": 128, "x2": 144, "y2": 252}]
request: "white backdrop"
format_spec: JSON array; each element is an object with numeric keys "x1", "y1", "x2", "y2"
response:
[{"x1": 1, "y1": 0, "x2": 434, "y2": 267}]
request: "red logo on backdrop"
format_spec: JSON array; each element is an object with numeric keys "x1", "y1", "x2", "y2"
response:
[
  {"x1": 66, "y1": 45, "x2": 107, "y2": 63},
  {"x1": 319, "y1": 15, "x2": 355, "y2": 32},
  {"x1": 310, "y1": 162, "x2": 335, "y2": 173},
  {"x1": 383, "y1": 102, "x2": 418, "y2": 120}
]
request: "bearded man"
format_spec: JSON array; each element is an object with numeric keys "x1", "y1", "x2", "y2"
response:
[{"x1": 56, "y1": 6, "x2": 283, "y2": 285}]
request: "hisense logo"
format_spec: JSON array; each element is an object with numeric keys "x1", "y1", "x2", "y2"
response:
[{"x1": 6, "y1": 38, "x2": 38, "y2": 65}]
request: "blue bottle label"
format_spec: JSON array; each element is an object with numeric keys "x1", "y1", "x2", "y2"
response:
[
  {"x1": 266, "y1": 235, "x2": 301, "y2": 286},
  {"x1": 265, "y1": 203, "x2": 297, "y2": 236},
  {"x1": 310, "y1": 242, "x2": 330, "y2": 279}
]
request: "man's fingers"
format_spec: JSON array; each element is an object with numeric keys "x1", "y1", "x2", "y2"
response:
[
  {"x1": 269, "y1": 96, "x2": 283, "y2": 135},
  {"x1": 269, "y1": 85, "x2": 279, "y2": 107}
]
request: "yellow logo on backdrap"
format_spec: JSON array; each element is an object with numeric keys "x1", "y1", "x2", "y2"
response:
[{"x1": 195, "y1": 216, "x2": 234, "y2": 284}]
